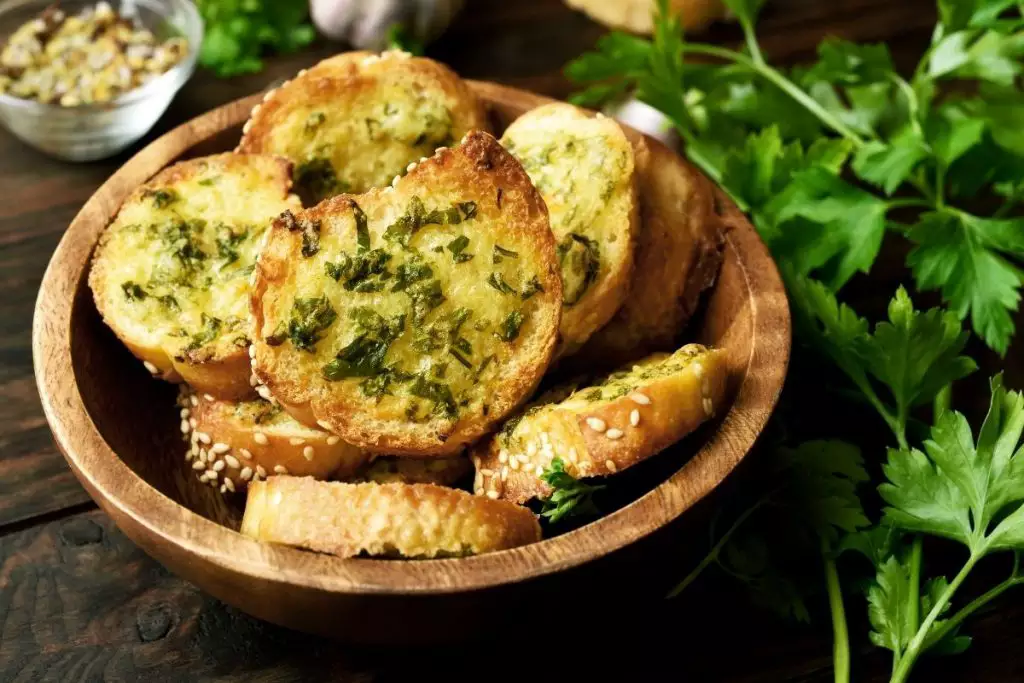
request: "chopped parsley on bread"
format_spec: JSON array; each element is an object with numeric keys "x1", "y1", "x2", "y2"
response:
[
  {"x1": 501, "y1": 103, "x2": 639, "y2": 356},
  {"x1": 178, "y1": 388, "x2": 368, "y2": 495},
  {"x1": 89, "y1": 153, "x2": 301, "y2": 399},
  {"x1": 250, "y1": 131, "x2": 563, "y2": 456},
  {"x1": 241, "y1": 477, "x2": 541, "y2": 558},
  {"x1": 473, "y1": 344, "x2": 729, "y2": 504},
  {"x1": 237, "y1": 51, "x2": 489, "y2": 203}
]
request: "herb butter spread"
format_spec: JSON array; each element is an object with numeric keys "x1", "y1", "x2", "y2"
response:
[
  {"x1": 252, "y1": 131, "x2": 562, "y2": 455},
  {"x1": 238, "y1": 51, "x2": 488, "y2": 203},
  {"x1": 89, "y1": 153, "x2": 300, "y2": 396},
  {"x1": 501, "y1": 103, "x2": 638, "y2": 356}
]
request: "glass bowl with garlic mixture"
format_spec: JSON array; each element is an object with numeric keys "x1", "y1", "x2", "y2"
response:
[{"x1": 0, "y1": 0, "x2": 201, "y2": 161}]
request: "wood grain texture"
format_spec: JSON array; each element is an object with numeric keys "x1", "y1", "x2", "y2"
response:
[{"x1": 32, "y1": 79, "x2": 789, "y2": 639}]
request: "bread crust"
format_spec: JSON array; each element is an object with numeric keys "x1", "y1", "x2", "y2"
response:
[
  {"x1": 250, "y1": 131, "x2": 562, "y2": 456},
  {"x1": 568, "y1": 136, "x2": 724, "y2": 371},
  {"x1": 240, "y1": 477, "x2": 541, "y2": 558},
  {"x1": 238, "y1": 50, "x2": 489, "y2": 200},
  {"x1": 179, "y1": 388, "x2": 368, "y2": 494},
  {"x1": 89, "y1": 153, "x2": 301, "y2": 399},
  {"x1": 473, "y1": 344, "x2": 729, "y2": 503},
  {"x1": 501, "y1": 103, "x2": 639, "y2": 357}
]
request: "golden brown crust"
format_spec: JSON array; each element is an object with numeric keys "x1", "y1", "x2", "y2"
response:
[
  {"x1": 89, "y1": 153, "x2": 301, "y2": 399},
  {"x1": 568, "y1": 137, "x2": 723, "y2": 372},
  {"x1": 178, "y1": 388, "x2": 368, "y2": 494},
  {"x1": 240, "y1": 477, "x2": 541, "y2": 557},
  {"x1": 500, "y1": 103, "x2": 639, "y2": 357},
  {"x1": 250, "y1": 131, "x2": 562, "y2": 456},
  {"x1": 356, "y1": 456, "x2": 472, "y2": 486},
  {"x1": 238, "y1": 50, "x2": 489, "y2": 199},
  {"x1": 473, "y1": 344, "x2": 729, "y2": 504}
]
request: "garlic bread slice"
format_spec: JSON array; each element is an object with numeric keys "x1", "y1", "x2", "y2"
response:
[
  {"x1": 89, "y1": 153, "x2": 301, "y2": 399},
  {"x1": 570, "y1": 137, "x2": 723, "y2": 370},
  {"x1": 473, "y1": 344, "x2": 728, "y2": 504},
  {"x1": 250, "y1": 131, "x2": 562, "y2": 455},
  {"x1": 501, "y1": 103, "x2": 638, "y2": 356},
  {"x1": 178, "y1": 388, "x2": 368, "y2": 494},
  {"x1": 238, "y1": 50, "x2": 488, "y2": 203},
  {"x1": 241, "y1": 477, "x2": 541, "y2": 558},
  {"x1": 357, "y1": 455, "x2": 471, "y2": 486}
]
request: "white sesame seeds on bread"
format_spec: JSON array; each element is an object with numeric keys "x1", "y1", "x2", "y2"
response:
[{"x1": 472, "y1": 344, "x2": 729, "y2": 504}]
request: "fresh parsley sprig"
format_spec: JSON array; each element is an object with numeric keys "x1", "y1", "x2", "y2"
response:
[
  {"x1": 539, "y1": 457, "x2": 605, "y2": 523},
  {"x1": 196, "y1": 0, "x2": 316, "y2": 78},
  {"x1": 568, "y1": 0, "x2": 1024, "y2": 354}
]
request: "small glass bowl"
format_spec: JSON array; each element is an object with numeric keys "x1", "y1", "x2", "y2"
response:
[{"x1": 0, "y1": 0, "x2": 202, "y2": 162}]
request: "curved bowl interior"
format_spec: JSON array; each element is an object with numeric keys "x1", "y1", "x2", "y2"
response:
[{"x1": 33, "y1": 82, "x2": 790, "y2": 637}]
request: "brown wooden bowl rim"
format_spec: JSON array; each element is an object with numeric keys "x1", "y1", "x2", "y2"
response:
[{"x1": 32, "y1": 81, "x2": 791, "y2": 594}]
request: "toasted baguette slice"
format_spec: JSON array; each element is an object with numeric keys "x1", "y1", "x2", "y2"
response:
[
  {"x1": 89, "y1": 153, "x2": 301, "y2": 399},
  {"x1": 356, "y1": 455, "x2": 471, "y2": 486},
  {"x1": 569, "y1": 138, "x2": 723, "y2": 371},
  {"x1": 178, "y1": 388, "x2": 368, "y2": 494},
  {"x1": 241, "y1": 477, "x2": 541, "y2": 557},
  {"x1": 501, "y1": 103, "x2": 638, "y2": 356},
  {"x1": 473, "y1": 344, "x2": 728, "y2": 503},
  {"x1": 237, "y1": 50, "x2": 488, "y2": 203},
  {"x1": 250, "y1": 131, "x2": 562, "y2": 456}
]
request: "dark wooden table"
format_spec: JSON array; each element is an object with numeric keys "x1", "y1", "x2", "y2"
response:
[{"x1": 6, "y1": 1, "x2": 1024, "y2": 681}]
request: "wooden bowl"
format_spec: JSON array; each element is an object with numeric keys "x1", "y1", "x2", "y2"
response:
[{"x1": 32, "y1": 82, "x2": 790, "y2": 641}]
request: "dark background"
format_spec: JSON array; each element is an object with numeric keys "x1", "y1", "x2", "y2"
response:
[{"x1": 5, "y1": 0, "x2": 1024, "y2": 680}]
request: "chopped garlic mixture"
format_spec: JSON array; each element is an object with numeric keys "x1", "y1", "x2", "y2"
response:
[{"x1": 0, "y1": 1, "x2": 188, "y2": 106}]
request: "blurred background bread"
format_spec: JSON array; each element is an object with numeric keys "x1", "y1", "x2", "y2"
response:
[{"x1": 565, "y1": 0, "x2": 729, "y2": 33}]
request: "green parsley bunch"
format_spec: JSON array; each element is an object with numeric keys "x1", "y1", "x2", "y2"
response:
[
  {"x1": 567, "y1": 1, "x2": 1024, "y2": 681},
  {"x1": 197, "y1": 0, "x2": 316, "y2": 77}
]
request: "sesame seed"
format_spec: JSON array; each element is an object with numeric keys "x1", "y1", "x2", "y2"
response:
[
  {"x1": 406, "y1": 162, "x2": 417, "y2": 173},
  {"x1": 509, "y1": 458, "x2": 520, "y2": 470},
  {"x1": 692, "y1": 362, "x2": 704, "y2": 378},
  {"x1": 256, "y1": 465, "x2": 267, "y2": 477},
  {"x1": 211, "y1": 443, "x2": 230, "y2": 454},
  {"x1": 703, "y1": 397, "x2": 714, "y2": 416},
  {"x1": 249, "y1": 375, "x2": 259, "y2": 387},
  {"x1": 179, "y1": 408, "x2": 190, "y2": 419},
  {"x1": 391, "y1": 175, "x2": 401, "y2": 187},
  {"x1": 198, "y1": 449, "x2": 208, "y2": 463},
  {"x1": 586, "y1": 417, "x2": 607, "y2": 432},
  {"x1": 192, "y1": 460, "x2": 205, "y2": 471},
  {"x1": 303, "y1": 446, "x2": 315, "y2": 461},
  {"x1": 212, "y1": 460, "x2": 225, "y2": 472},
  {"x1": 248, "y1": 345, "x2": 256, "y2": 359},
  {"x1": 240, "y1": 467, "x2": 253, "y2": 481},
  {"x1": 326, "y1": 435, "x2": 340, "y2": 445},
  {"x1": 189, "y1": 418, "x2": 197, "y2": 429},
  {"x1": 254, "y1": 432, "x2": 268, "y2": 445},
  {"x1": 198, "y1": 471, "x2": 209, "y2": 482},
  {"x1": 518, "y1": 454, "x2": 530, "y2": 464},
  {"x1": 185, "y1": 451, "x2": 193, "y2": 463},
  {"x1": 606, "y1": 428, "x2": 624, "y2": 440},
  {"x1": 474, "y1": 473, "x2": 483, "y2": 490},
  {"x1": 143, "y1": 360, "x2": 158, "y2": 374},
  {"x1": 526, "y1": 442, "x2": 538, "y2": 457},
  {"x1": 317, "y1": 419, "x2": 331, "y2": 430},
  {"x1": 605, "y1": 459, "x2": 618, "y2": 473},
  {"x1": 539, "y1": 432, "x2": 551, "y2": 445},
  {"x1": 224, "y1": 478, "x2": 236, "y2": 493},
  {"x1": 196, "y1": 432, "x2": 211, "y2": 445},
  {"x1": 480, "y1": 468, "x2": 494, "y2": 477},
  {"x1": 475, "y1": 487, "x2": 484, "y2": 495},
  {"x1": 631, "y1": 393, "x2": 651, "y2": 405},
  {"x1": 257, "y1": 386, "x2": 273, "y2": 401},
  {"x1": 498, "y1": 450, "x2": 508, "y2": 464},
  {"x1": 203, "y1": 394, "x2": 214, "y2": 402},
  {"x1": 180, "y1": 420, "x2": 190, "y2": 434},
  {"x1": 289, "y1": 437, "x2": 305, "y2": 446},
  {"x1": 225, "y1": 455, "x2": 240, "y2": 469},
  {"x1": 630, "y1": 409, "x2": 640, "y2": 426},
  {"x1": 207, "y1": 469, "x2": 219, "y2": 481},
  {"x1": 486, "y1": 490, "x2": 499, "y2": 500},
  {"x1": 239, "y1": 448, "x2": 252, "y2": 460},
  {"x1": 471, "y1": 455, "x2": 481, "y2": 468},
  {"x1": 274, "y1": 465, "x2": 288, "y2": 474},
  {"x1": 190, "y1": 395, "x2": 199, "y2": 407},
  {"x1": 535, "y1": 465, "x2": 544, "y2": 477}
]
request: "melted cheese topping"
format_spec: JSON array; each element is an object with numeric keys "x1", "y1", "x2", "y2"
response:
[{"x1": 94, "y1": 155, "x2": 298, "y2": 362}]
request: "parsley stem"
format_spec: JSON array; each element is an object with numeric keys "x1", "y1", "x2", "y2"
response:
[
  {"x1": 739, "y1": 18, "x2": 766, "y2": 66},
  {"x1": 824, "y1": 554, "x2": 851, "y2": 683},
  {"x1": 666, "y1": 495, "x2": 769, "y2": 598},
  {"x1": 890, "y1": 552, "x2": 982, "y2": 683},
  {"x1": 680, "y1": 43, "x2": 867, "y2": 146},
  {"x1": 906, "y1": 535, "x2": 924, "y2": 653},
  {"x1": 923, "y1": 558, "x2": 1024, "y2": 654}
]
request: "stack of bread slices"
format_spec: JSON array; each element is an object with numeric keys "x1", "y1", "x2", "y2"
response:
[{"x1": 88, "y1": 50, "x2": 726, "y2": 559}]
